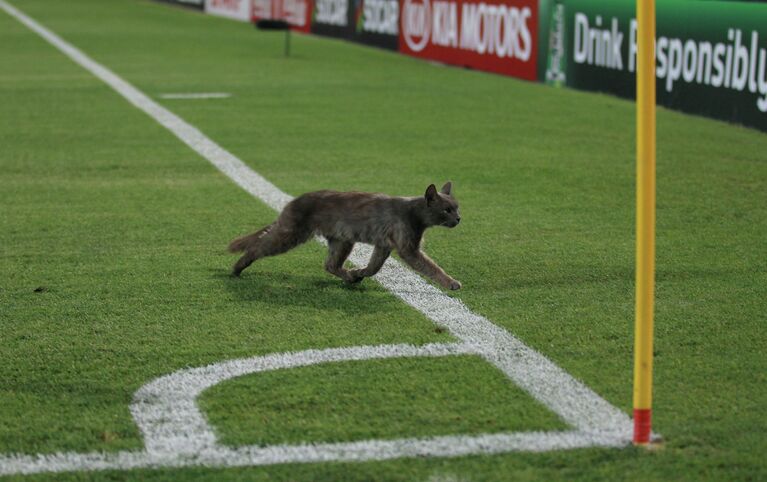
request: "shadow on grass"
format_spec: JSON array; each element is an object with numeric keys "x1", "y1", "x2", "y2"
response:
[{"x1": 210, "y1": 266, "x2": 405, "y2": 314}]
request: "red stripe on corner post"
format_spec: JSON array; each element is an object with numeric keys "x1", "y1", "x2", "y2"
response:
[{"x1": 633, "y1": 409, "x2": 652, "y2": 444}]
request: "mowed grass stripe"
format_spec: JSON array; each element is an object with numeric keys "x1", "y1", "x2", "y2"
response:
[
  {"x1": 1, "y1": 0, "x2": 602, "y2": 471},
  {"x1": 0, "y1": 1, "x2": 472, "y2": 458},
  {"x1": 1, "y1": 0, "x2": 592, "y2": 474},
  {"x1": 3, "y1": 0, "x2": 635, "y2": 447},
  {"x1": 1, "y1": 0, "x2": 766, "y2": 480}
]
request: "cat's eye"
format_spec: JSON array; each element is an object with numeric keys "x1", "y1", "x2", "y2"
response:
[{"x1": 445, "y1": 207, "x2": 452, "y2": 214}]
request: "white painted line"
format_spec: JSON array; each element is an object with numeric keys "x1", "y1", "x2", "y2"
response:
[
  {"x1": 131, "y1": 343, "x2": 478, "y2": 456},
  {"x1": 222, "y1": 430, "x2": 627, "y2": 465},
  {"x1": 0, "y1": 0, "x2": 643, "y2": 475},
  {"x1": 348, "y1": 245, "x2": 633, "y2": 437},
  {"x1": 0, "y1": 342, "x2": 626, "y2": 476},
  {"x1": 0, "y1": 342, "x2": 629, "y2": 476},
  {"x1": 159, "y1": 92, "x2": 231, "y2": 99},
  {"x1": 0, "y1": 452, "x2": 153, "y2": 477},
  {"x1": 0, "y1": 0, "x2": 293, "y2": 213},
  {"x1": 0, "y1": 430, "x2": 628, "y2": 476}
]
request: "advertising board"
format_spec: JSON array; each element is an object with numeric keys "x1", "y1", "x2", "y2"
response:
[
  {"x1": 155, "y1": 0, "x2": 205, "y2": 9},
  {"x1": 399, "y1": 0, "x2": 539, "y2": 80},
  {"x1": 352, "y1": 0, "x2": 400, "y2": 50},
  {"x1": 311, "y1": 0, "x2": 353, "y2": 39},
  {"x1": 253, "y1": 0, "x2": 312, "y2": 32},
  {"x1": 539, "y1": 0, "x2": 767, "y2": 131},
  {"x1": 206, "y1": 0, "x2": 251, "y2": 21}
]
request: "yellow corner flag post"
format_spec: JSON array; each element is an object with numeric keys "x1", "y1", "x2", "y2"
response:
[{"x1": 633, "y1": 0, "x2": 656, "y2": 445}]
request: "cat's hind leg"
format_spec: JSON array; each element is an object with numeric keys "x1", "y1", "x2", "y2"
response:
[
  {"x1": 231, "y1": 222, "x2": 312, "y2": 276},
  {"x1": 324, "y1": 238, "x2": 356, "y2": 283},
  {"x1": 348, "y1": 245, "x2": 391, "y2": 282},
  {"x1": 232, "y1": 250, "x2": 258, "y2": 277}
]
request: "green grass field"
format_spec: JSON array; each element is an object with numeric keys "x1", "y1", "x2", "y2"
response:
[{"x1": 1, "y1": 0, "x2": 766, "y2": 479}]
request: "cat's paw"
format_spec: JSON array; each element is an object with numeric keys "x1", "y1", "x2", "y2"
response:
[{"x1": 448, "y1": 280, "x2": 462, "y2": 290}]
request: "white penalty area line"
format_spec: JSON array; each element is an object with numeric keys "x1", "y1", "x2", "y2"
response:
[
  {"x1": 0, "y1": 0, "x2": 640, "y2": 476},
  {"x1": 159, "y1": 92, "x2": 231, "y2": 99},
  {"x1": 2, "y1": 345, "x2": 627, "y2": 476},
  {"x1": 0, "y1": 431, "x2": 627, "y2": 476}
]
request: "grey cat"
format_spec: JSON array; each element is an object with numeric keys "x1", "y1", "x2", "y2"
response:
[{"x1": 228, "y1": 182, "x2": 462, "y2": 290}]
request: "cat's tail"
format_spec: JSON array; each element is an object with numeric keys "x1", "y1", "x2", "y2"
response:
[{"x1": 228, "y1": 223, "x2": 276, "y2": 253}]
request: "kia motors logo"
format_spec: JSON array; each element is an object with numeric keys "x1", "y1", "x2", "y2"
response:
[{"x1": 402, "y1": 0, "x2": 430, "y2": 52}]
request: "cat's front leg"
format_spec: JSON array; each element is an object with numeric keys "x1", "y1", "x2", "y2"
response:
[
  {"x1": 398, "y1": 248, "x2": 461, "y2": 290},
  {"x1": 447, "y1": 279, "x2": 462, "y2": 290}
]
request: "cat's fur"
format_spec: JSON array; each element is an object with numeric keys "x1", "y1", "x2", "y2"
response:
[{"x1": 228, "y1": 182, "x2": 462, "y2": 290}]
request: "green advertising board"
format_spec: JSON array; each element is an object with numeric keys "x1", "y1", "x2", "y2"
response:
[{"x1": 538, "y1": 0, "x2": 767, "y2": 131}]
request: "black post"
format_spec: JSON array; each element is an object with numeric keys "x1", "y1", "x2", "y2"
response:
[
  {"x1": 255, "y1": 19, "x2": 292, "y2": 58},
  {"x1": 284, "y1": 28, "x2": 290, "y2": 57}
]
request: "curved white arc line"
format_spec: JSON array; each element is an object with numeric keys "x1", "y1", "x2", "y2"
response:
[{"x1": 131, "y1": 342, "x2": 477, "y2": 456}]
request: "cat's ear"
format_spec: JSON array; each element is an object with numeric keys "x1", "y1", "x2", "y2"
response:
[
  {"x1": 425, "y1": 184, "x2": 438, "y2": 205},
  {"x1": 440, "y1": 181, "x2": 453, "y2": 196}
]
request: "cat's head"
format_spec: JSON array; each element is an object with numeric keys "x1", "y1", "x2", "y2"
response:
[{"x1": 424, "y1": 181, "x2": 461, "y2": 228}]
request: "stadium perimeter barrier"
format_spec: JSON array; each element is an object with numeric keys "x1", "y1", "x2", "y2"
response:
[
  {"x1": 206, "y1": 0, "x2": 251, "y2": 20},
  {"x1": 539, "y1": 0, "x2": 767, "y2": 132},
  {"x1": 197, "y1": 0, "x2": 766, "y2": 131},
  {"x1": 158, "y1": 0, "x2": 204, "y2": 10}
]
